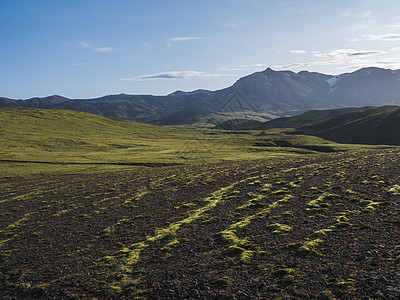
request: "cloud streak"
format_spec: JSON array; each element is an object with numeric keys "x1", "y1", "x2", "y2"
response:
[
  {"x1": 168, "y1": 37, "x2": 204, "y2": 42},
  {"x1": 341, "y1": 9, "x2": 372, "y2": 18},
  {"x1": 80, "y1": 42, "x2": 92, "y2": 48},
  {"x1": 290, "y1": 50, "x2": 307, "y2": 54},
  {"x1": 121, "y1": 71, "x2": 236, "y2": 81},
  {"x1": 220, "y1": 63, "x2": 268, "y2": 72},
  {"x1": 389, "y1": 23, "x2": 400, "y2": 29},
  {"x1": 343, "y1": 20, "x2": 376, "y2": 32},
  {"x1": 94, "y1": 47, "x2": 113, "y2": 52},
  {"x1": 273, "y1": 47, "x2": 400, "y2": 73},
  {"x1": 364, "y1": 34, "x2": 400, "y2": 41},
  {"x1": 222, "y1": 48, "x2": 391, "y2": 76},
  {"x1": 167, "y1": 36, "x2": 204, "y2": 48},
  {"x1": 80, "y1": 41, "x2": 114, "y2": 52},
  {"x1": 314, "y1": 49, "x2": 386, "y2": 59}
]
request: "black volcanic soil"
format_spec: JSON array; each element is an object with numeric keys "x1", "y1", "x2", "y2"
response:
[{"x1": 1, "y1": 149, "x2": 400, "y2": 299}]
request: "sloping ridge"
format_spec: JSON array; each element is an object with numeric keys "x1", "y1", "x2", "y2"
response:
[
  {"x1": 0, "y1": 106, "x2": 180, "y2": 153},
  {"x1": 154, "y1": 107, "x2": 211, "y2": 125},
  {"x1": 296, "y1": 106, "x2": 400, "y2": 145},
  {"x1": 214, "y1": 106, "x2": 385, "y2": 130},
  {"x1": 213, "y1": 119, "x2": 264, "y2": 130}
]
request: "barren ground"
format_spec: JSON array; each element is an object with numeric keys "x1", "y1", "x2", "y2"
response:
[{"x1": 1, "y1": 149, "x2": 400, "y2": 299}]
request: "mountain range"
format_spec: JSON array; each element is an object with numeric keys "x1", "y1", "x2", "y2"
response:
[{"x1": 2, "y1": 67, "x2": 400, "y2": 125}]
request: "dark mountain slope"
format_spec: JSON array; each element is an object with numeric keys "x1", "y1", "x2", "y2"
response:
[
  {"x1": 213, "y1": 118, "x2": 264, "y2": 130},
  {"x1": 214, "y1": 106, "x2": 396, "y2": 130},
  {"x1": 296, "y1": 106, "x2": 400, "y2": 145},
  {"x1": 224, "y1": 68, "x2": 339, "y2": 113},
  {"x1": 0, "y1": 95, "x2": 69, "y2": 109},
  {"x1": 155, "y1": 107, "x2": 212, "y2": 125}
]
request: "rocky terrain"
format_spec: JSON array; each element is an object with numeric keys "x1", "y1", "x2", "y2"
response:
[{"x1": 1, "y1": 149, "x2": 399, "y2": 299}]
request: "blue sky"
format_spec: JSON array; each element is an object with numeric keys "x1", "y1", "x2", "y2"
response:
[{"x1": 2, "y1": 0, "x2": 400, "y2": 99}]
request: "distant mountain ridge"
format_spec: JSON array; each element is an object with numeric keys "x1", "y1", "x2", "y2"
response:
[{"x1": 2, "y1": 67, "x2": 400, "y2": 124}]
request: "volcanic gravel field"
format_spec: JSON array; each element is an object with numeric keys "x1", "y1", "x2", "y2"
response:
[{"x1": 1, "y1": 149, "x2": 400, "y2": 299}]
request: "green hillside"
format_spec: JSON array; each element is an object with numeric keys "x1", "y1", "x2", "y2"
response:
[
  {"x1": 0, "y1": 106, "x2": 391, "y2": 179},
  {"x1": 0, "y1": 107, "x2": 189, "y2": 178},
  {"x1": 0, "y1": 106, "x2": 224, "y2": 178}
]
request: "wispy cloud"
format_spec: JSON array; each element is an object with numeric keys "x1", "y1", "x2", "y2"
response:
[
  {"x1": 388, "y1": 23, "x2": 400, "y2": 29},
  {"x1": 167, "y1": 36, "x2": 204, "y2": 48},
  {"x1": 356, "y1": 10, "x2": 372, "y2": 18},
  {"x1": 314, "y1": 49, "x2": 386, "y2": 59},
  {"x1": 168, "y1": 37, "x2": 204, "y2": 42},
  {"x1": 121, "y1": 71, "x2": 236, "y2": 81},
  {"x1": 94, "y1": 47, "x2": 113, "y2": 52},
  {"x1": 342, "y1": 20, "x2": 376, "y2": 31},
  {"x1": 364, "y1": 34, "x2": 400, "y2": 41},
  {"x1": 223, "y1": 48, "x2": 391, "y2": 75},
  {"x1": 80, "y1": 42, "x2": 92, "y2": 48},
  {"x1": 340, "y1": 9, "x2": 374, "y2": 31},
  {"x1": 290, "y1": 50, "x2": 307, "y2": 54},
  {"x1": 221, "y1": 63, "x2": 268, "y2": 72},
  {"x1": 274, "y1": 58, "x2": 400, "y2": 72},
  {"x1": 346, "y1": 37, "x2": 362, "y2": 42},
  {"x1": 273, "y1": 60, "x2": 341, "y2": 70},
  {"x1": 273, "y1": 48, "x2": 398, "y2": 73},
  {"x1": 392, "y1": 47, "x2": 400, "y2": 51},
  {"x1": 341, "y1": 9, "x2": 372, "y2": 18},
  {"x1": 80, "y1": 41, "x2": 114, "y2": 52},
  {"x1": 341, "y1": 9, "x2": 353, "y2": 18},
  {"x1": 336, "y1": 59, "x2": 400, "y2": 70}
]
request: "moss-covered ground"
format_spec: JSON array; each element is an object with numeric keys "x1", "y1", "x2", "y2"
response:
[
  {"x1": 1, "y1": 148, "x2": 400, "y2": 299},
  {"x1": 0, "y1": 106, "x2": 389, "y2": 179}
]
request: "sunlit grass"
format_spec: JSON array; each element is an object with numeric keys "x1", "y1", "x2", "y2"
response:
[{"x1": 0, "y1": 106, "x2": 392, "y2": 179}]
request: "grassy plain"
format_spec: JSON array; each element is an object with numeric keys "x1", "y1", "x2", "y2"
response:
[{"x1": 0, "y1": 106, "x2": 389, "y2": 179}]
